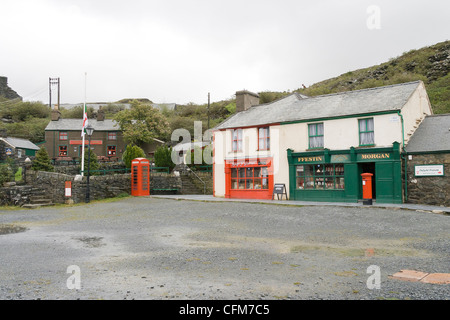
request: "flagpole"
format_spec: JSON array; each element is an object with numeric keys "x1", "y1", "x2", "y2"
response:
[{"x1": 81, "y1": 72, "x2": 87, "y2": 176}]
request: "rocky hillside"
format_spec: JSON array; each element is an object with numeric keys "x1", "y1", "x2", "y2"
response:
[
  {"x1": 0, "y1": 76, "x2": 22, "y2": 101},
  {"x1": 293, "y1": 40, "x2": 450, "y2": 114}
]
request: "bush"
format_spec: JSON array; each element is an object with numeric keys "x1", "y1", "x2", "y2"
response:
[
  {"x1": 187, "y1": 146, "x2": 212, "y2": 169},
  {"x1": 0, "y1": 164, "x2": 13, "y2": 186},
  {"x1": 122, "y1": 144, "x2": 146, "y2": 168},
  {"x1": 82, "y1": 149, "x2": 99, "y2": 174},
  {"x1": 154, "y1": 145, "x2": 175, "y2": 172},
  {"x1": 32, "y1": 147, "x2": 54, "y2": 172}
]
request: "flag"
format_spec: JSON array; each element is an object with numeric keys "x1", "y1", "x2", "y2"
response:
[{"x1": 81, "y1": 103, "x2": 88, "y2": 136}]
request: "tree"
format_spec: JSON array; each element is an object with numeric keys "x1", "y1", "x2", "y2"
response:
[
  {"x1": 0, "y1": 163, "x2": 13, "y2": 185},
  {"x1": 113, "y1": 100, "x2": 170, "y2": 147},
  {"x1": 187, "y1": 146, "x2": 211, "y2": 169},
  {"x1": 32, "y1": 147, "x2": 54, "y2": 172},
  {"x1": 122, "y1": 144, "x2": 146, "y2": 168},
  {"x1": 82, "y1": 148, "x2": 99, "y2": 174},
  {"x1": 154, "y1": 145, "x2": 175, "y2": 172}
]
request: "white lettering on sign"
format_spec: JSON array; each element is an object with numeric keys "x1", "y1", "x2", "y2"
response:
[
  {"x1": 415, "y1": 165, "x2": 444, "y2": 177},
  {"x1": 389, "y1": 115, "x2": 399, "y2": 122}
]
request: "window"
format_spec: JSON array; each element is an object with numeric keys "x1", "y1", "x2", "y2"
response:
[
  {"x1": 231, "y1": 167, "x2": 269, "y2": 190},
  {"x1": 107, "y1": 146, "x2": 116, "y2": 156},
  {"x1": 59, "y1": 132, "x2": 68, "y2": 140},
  {"x1": 59, "y1": 146, "x2": 68, "y2": 156},
  {"x1": 308, "y1": 123, "x2": 324, "y2": 149},
  {"x1": 108, "y1": 132, "x2": 117, "y2": 140},
  {"x1": 232, "y1": 129, "x2": 243, "y2": 152},
  {"x1": 296, "y1": 164, "x2": 344, "y2": 190},
  {"x1": 359, "y1": 118, "x2": 374, "y2": 146},
  {"x1": 258, "y1": 127, "x2": 270, "y2": 150}
]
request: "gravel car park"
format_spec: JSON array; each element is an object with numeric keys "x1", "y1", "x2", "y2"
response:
[{"x1": 0, "y1": 196, "x2": 448, "y2": 300}]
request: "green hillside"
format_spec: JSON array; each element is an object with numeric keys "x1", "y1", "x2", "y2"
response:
[{"x1": 292, "y1": 40, "x2": 450, "y2": 114}]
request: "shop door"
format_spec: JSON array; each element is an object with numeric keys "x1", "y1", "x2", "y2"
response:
[{"x1": 375, "y1": 162, "x2": 395, "y2": 203}]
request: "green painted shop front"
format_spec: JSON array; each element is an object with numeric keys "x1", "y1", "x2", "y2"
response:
[{"x1": 287, "y1": 142, "x2": 403, "y2": 204}]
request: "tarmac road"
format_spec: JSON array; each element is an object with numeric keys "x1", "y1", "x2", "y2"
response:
[{"x1": 0, "y1": 196, "x2": 448, "y2": 300}]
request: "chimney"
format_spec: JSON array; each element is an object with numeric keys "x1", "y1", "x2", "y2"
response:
[
  {"x1": 51, "y1": 109, "x2": 61, "y2": 121},
  {"x1": 236, "y1": 90, "x2": 260, "y2": 112},
  {"x1": 97, "y1": 106, "x2": 105, "y2": 121}
]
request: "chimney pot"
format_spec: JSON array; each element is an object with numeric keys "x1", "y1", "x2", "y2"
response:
[{"x1": 236, "y1": 90, "x2": 259, "y2": 112}]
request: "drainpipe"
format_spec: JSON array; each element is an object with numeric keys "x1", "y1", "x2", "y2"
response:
[{"x1": 397, "y1": 111, "x2": 408, "y2": 202}]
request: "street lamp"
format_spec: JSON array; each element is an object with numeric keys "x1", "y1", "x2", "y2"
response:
[{"x1": 85, "y1": 124, "x2": 94, "y2": 203}]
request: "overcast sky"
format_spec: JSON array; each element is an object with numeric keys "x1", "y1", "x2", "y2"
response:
[{"x1": 1, "y1": 0, "x2": 449, "y2": 105}]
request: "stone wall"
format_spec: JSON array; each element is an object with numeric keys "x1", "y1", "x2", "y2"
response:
[
  {"x1": 19, "y1": 170, "x2": 182, "y2": 204},
  {"x1": 406, "y1": 153, "x2": 450, "y2": 206},
  {"x1": 186, "y1": 171, "x2": 213, "y2": 194},
  {"x1": 0, "y1": 184, "x2": 37, "y2": 206},
  {"x1": 150, "y1": 172, "x2": 182, "y2": 192}
]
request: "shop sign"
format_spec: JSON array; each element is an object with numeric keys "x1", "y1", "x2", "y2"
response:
[
  {"x1": 297, "y1": 156, "x2": 323, "y2": 163},
  {"x1": 5, "y1": 147, "x2": 12, "y2": 155},
  {"x1": 358, "y1": 153, "x2": 391, "y2": 161},
  {"x1": 228, "y1": 158, "x2": 270, "y2": 167},
  {"x1": 331, "y1": 154, "x2": 350, "y2": 163},
  {"x1": 415, "y1": 165, "x2": 444, "y2": 177},
  {"x1": 272, "y1": 183, "x2": 288, "y2": 200}
]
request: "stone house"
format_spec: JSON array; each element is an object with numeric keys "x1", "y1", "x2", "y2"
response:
[
  {"x1": 44, "y1": 108, "x2": 164, "y2": 161},
  {"x1": 404, "y1": 113, "x2": 450, "y2": 206},
  {"x1": 0, "y1": 132, "x2": 40, "y2": 161},
  {"x1": 213, "y1": 81, "x2": 433, "y2": 204}
]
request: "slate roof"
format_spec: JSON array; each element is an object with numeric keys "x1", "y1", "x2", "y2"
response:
[
  {"x1": 1, "y1": 137, "x2": 40, "y2": 150},
  {"x1": 215, "y1": 81, "x2": 423, "y2": 130},
  {"x1": 45, "y1": 119, "x2": 119, "y2": 131},
  {"x1": 406, "y1": 114, "x2": 450, "y2": 153}
]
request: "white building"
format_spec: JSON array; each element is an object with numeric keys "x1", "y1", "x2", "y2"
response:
[{"x1": 212, "y1": 81, "x2": 433, "y2": 204}]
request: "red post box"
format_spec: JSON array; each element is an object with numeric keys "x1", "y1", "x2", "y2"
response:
[
  {"x1": 131, "y1": 158, "x2": 150, "y2": 196},
  {"x1": 361, "y1": 173, "x2": 373, "y2": 205}
]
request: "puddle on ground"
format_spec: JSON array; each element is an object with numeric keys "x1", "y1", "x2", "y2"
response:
[
  {"x1": 73, "y1": 236, "x2": 105, "y2": 248},
  {"x1": 0, "y1": 224, "x2": 28, "y2": 235}
]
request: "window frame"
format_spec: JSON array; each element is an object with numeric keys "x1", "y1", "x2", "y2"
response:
[
  {"x1": 308, "y1": 123, "x2": 324, "y2": 149},
  {"x1": 107, "y1": 145, "x2": 117, "y2": 157},
  {"x1": 296, "y1": 163, "x2": 345, "y2": 190},
  {"x1": 258, "y1": 127, "x2": 270, "y2": 151},
  {"x1": 231, "y1": 129, "x2": 243, "y2": 152},
  {"x1": 108, "y1": 132, "x2": 117, "y2": 141},
  {"x1": 59, "y1": 131, "x2": 68, "y2": 141},
  {"x1": 58, "y1": 145, "x2": 68, "y2": 157},
  {"x1": 230, "y1": 166, "x2": 270, "y2": 191},
  {"x1": 359, "y1": 118, "x2": 375, "y2": 146}
]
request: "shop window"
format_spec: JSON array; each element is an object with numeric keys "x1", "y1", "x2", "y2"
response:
[
  {"x1": 359, "y1": 118, "x2": 374, "y2": 146},
  {"x1": 296, "y1": 164, "x2": 344, "y2": 190},
  {"x1": 108, "y1": 146, "x2": 116, "y2": 156},
  {"x1": 108, "y1": 132, "x2": 117, "y2": 140},
  {"x1": 232, "y1": 129, "x2": 243, "y2": 152},
  {"x1": 59, "y1": 132, "x2": 68, "y2": 140},
  {"x1": 59, "y1": 146, "x2": 68, "y2": 156},
  {"x1": 258, "y1": 127, "x2": 270, "y2": 150},
  {"x1": 308, "y1": 123, "x2": 324, "y2": 149},
  {"x1": 231, "y1": 166, "x2": 269, "y2": 190}
]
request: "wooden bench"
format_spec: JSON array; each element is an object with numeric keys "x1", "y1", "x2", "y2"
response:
[{"x1": 151, "y1": 188, "x2": 179, "y2": 195}]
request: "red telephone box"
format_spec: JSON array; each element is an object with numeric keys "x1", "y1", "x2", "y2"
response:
[
  {"x1": 361, "y1": 173, "x2": 373, "y2": 205},
  {"x1": 131, "y1": 158, "x2": 150, "y2": 196}
]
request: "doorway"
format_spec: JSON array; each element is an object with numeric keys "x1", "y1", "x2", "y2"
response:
[{"x1": 358, "y1": 162, "x2": 376, "y2": 199}]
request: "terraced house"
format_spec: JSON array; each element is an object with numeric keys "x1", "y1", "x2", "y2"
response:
[
  {"x1": 213, "y1": 81, "x2": 433, "y2": 204},
  {"x1": 44, "y1": 107, "x2": 163, "y2": 161}
]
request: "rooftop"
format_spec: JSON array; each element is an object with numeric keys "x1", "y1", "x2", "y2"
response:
[
  {"x1": 406, "y1": 113, "x2": 450, "y2": 153},
  {"x1": 45, "y1": 119, "x2": 119, "y2": 131},
  {"x1": 1, "y1": 137, "x2": 40, "y2": 150},
  {"x1": 215, "y1": 81, "x2": 423, "y2": 130}
]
